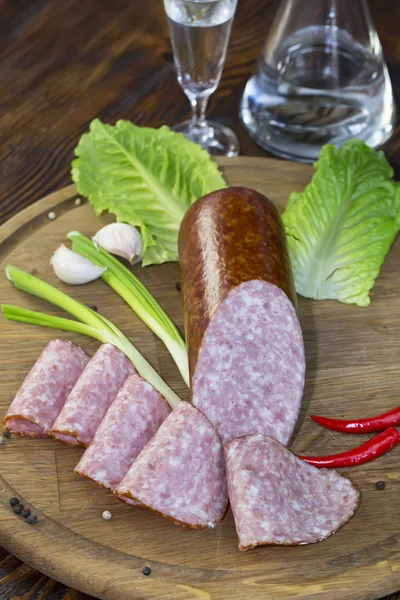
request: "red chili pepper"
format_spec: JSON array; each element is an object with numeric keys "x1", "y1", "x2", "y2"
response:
[
  {"x1": 298, "y1": 427, "x2": 400, "y2": 468},
  {"x1": 311, "y1": 406, "x2": 400, "y2": 434}
]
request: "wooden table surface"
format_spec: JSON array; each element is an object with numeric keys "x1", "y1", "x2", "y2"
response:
[{"x1": 0, "y1": 0, "x2": 399, "y2": 599}]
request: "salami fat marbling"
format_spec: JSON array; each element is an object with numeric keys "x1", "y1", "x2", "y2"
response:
[
  {"x1": 3, "y1": 339, "x2": 90, "y2": 437},
  {"x1": 51, "y1": 343, "x2": 135, "y2": 446},
  {"x1": 75, "y1": 373, "x2": 171, "y2": 499},
  {"x1": 179, "y1": 187, "x2": 305, "y2": 445},
  {"x1": 115, "y1": 402, "x2": 228, "y2": 527},
  {"x1": 225, "y1": 434, "x2": 360, "y2": 550}
]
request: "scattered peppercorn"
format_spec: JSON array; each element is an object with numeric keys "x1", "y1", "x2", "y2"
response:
[
  {"x1": 9, "y1": 497, "x2": 19, "y2": 507},
  {"x1": 74, "y1": 197, "x2": 82, "y2": 206},
  {"x1": 102, "y1": 510, "x2": 112, "y2": 520},
  {"x1": 22, "y1": 508, "x2": 31, "y2": 518},
  {"x1": 27, "y1": 515, "x2": 38, "y2": 525},
  {"x1": 0, "y1": 437, "x2": 4, "y2": 445},
  {"x1": 13, "y1": 503, "x2": 24, "y2": 514},
  {"x1": 3, "y1": 430, "x2": 11, "y2": 439},
  {"x1": 142, "y1": 566, "x2": 151, "y2": 576},
  {"x1": 48, "y1": 211, "x2": 57, "y2": 221},
  {"x1": 375, "y1": 480, "x2": 386, "y2": 490},
  {"x1": 89, "y1": 305, "x2": 98, "y2": 312},
  {"x1": 175, "y1": 281, "x2": 181, "y2": 292}
]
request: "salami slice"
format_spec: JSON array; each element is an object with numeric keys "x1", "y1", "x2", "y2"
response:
[
  {"x1": 179, "y1": 187, "x2": 305, "y2": 445},
  {"x1": 74, "y1": 373, "x2": 171, "y2": 499},
  {"x1": 115, "y1": 402, "x2": 228, "y2": 528},
  {"x1": 51, "y1": 343, "x2": 135, "y2": 446},
  {"x1": 224, "y1": 434, "x2": 360, "y2": 551},
  {"x1": 3, "y1": 339, "x2": 90, "y2": 438}
]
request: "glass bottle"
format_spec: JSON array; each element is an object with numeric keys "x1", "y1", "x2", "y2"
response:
[{"x1": 240, "y1": 0, "x2": 396, "y2": 163}]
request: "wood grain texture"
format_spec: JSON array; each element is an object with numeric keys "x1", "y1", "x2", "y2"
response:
[
  {"x1": 0, "y1": 0, "x2": 399, "y2": 598},
  {"x1": 0, "y1": 159, "x2": 400, "y2": 600}
]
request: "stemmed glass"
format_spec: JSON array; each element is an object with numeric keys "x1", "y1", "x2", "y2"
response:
[{"x1": 163, "y1": 0, "x2": 240, "y2": 157}]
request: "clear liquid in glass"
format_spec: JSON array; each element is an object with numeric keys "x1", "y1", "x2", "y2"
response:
[
  {"x1": 164, "y1": 0, "x2": 239, "y2": 157},
  {"x1": 240, "y1": 25, "x2": 396, "y2": 163},
  {"x1": 165, "y1": 0, "x2": 235, "y2": 99}
]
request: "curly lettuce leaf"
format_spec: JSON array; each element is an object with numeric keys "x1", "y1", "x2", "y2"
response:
[
  {"x1": 71, "y1": 119, "x2": 226, "y2": 266},
  {"x1": 282, "y1": 140, "x2": 400, "y2": 307}
]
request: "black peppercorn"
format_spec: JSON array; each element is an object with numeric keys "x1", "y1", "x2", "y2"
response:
[
  {"x1": 89, "y1": 305, "x2": 98, "y2": 312},
  {"x1": 22, "y1": 507, "x2": 31, "y2": 518},
  {"x1": 175, "y1": 281, "x2": 181, "y2": 292},
  {"x1": 9, "y1": 497, "x2": 19, "y2": 507},
  {"x1": 375, "y1": 480, "x2": 386, "y2": 490},
  {"x1": 13, "y1": 503, "x2": 24, "y2": 514},
  {"x1": 3, "y1": 430, "x2": 11, "y2": 439},
  {"x1": 27, "y1": 514, "x2": 38, "y2": 525},
  {"x1": 142, "y1": 566, "x2": 151, "y2": 576}
]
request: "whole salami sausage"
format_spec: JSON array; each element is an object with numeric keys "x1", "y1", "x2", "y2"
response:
[
  {"x1": 178, "y1": 187, "x2": 305, "y2": 446},
  {"x1": 114, "y1": 401, "x2": 228, "y2": 528},
  {"x1": 74, "y1": 373, "x2": 171, "y2": 499},
  {"x1": 51, "y1": 343, "x2": 135, "y2": 446},
  {"x1": 224, "y1": 434, "x2": 360, "y2": 550},
  {"x1": 3, "y1": 339, "x2": 90, "y2": 437}
]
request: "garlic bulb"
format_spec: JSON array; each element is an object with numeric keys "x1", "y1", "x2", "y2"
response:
[
  {"x1": 93, "y1": 223, "x2": 143, "y2": 264},
  {"x1": 50, "y1": 245, "x2": 106, "y2": 285}
]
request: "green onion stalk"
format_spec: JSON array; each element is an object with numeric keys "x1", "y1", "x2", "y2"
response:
[
  {"x1": 67, "y1": 231, "x2": 189, "y2": 387},
  {"x1": 3, "y1": 265, "x2": 180, "y2": 409}
]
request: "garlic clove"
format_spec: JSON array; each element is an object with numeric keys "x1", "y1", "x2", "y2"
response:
[
  {"x1": 93, "y1": 223, "x2": 143, "y2": 264},
  {"x1": 50, "y1": 244, "x2": 106, "y2": 285}
]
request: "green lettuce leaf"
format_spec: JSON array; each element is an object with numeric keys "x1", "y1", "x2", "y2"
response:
[
  {"x1": 71, "y1": 119, "x2": 226, "y2": 266},
  {"x1": 282, "y1": 140, "x2": 400, "y2": 307}
]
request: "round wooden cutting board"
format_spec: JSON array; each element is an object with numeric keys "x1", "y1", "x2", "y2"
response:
[{"x1": 0, "y1": 157, "x2": 400, "y2": 600}]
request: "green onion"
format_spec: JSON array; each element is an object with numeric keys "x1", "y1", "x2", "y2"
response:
[
  {"x1": 67, "y1": 232, "x2": 189, "y2": 386},
  {"x1": 2, "y1": 305, "x2": 104, "y2": 337},
  {"x1": 6, "y1": 265, "x2": 112, "y2": 334},
  {"x1": 4, "y1": 267, "x2": 181, "y2": 409}
]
